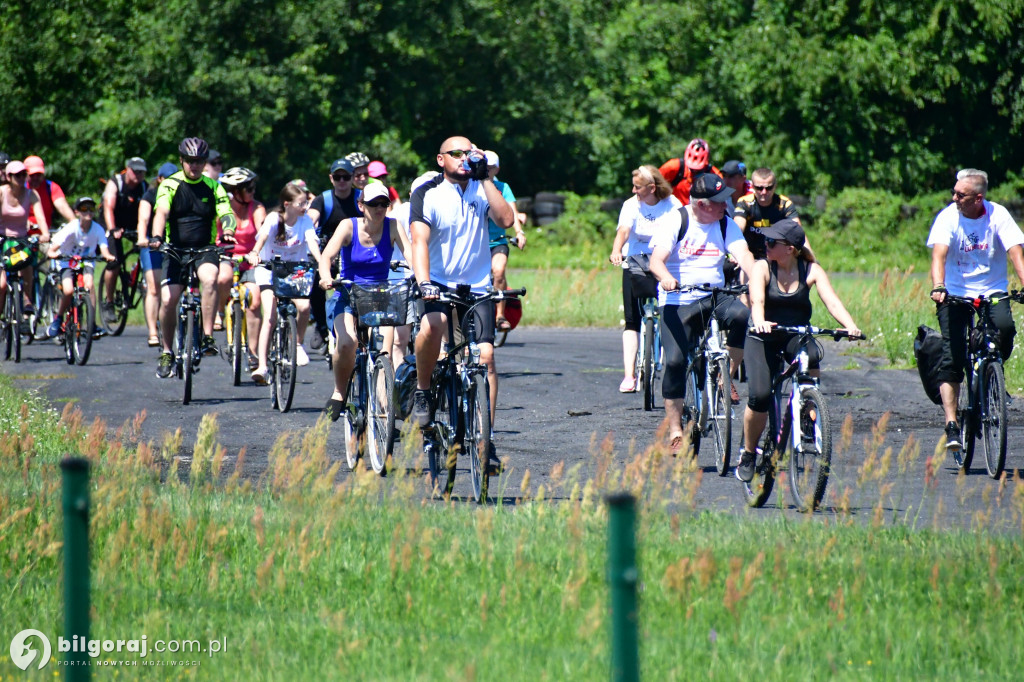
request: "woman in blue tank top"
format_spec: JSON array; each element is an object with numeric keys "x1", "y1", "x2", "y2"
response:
[{"x1": 317, "y1": 183, "x2": 412, "y2": 419}]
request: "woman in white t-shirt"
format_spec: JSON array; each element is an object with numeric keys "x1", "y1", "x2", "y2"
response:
[
  {"x1": 608, "y1": 165, "x2": 681, "y2": 393},
  {"x1": 245, "y1": 183, "x2": 322, "y2": 385}
]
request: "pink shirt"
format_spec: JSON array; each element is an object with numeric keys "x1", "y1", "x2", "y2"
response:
[{"x1": 1, "y1": 186, "x2": 32, "y2": 238}]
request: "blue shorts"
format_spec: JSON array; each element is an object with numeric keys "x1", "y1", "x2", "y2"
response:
[
  {"x1": 326, "y1": 289, "x2": 355, "y2": 337},
  {"x1": 139, "y1": 247, "x2": 163, "y2": 272}
]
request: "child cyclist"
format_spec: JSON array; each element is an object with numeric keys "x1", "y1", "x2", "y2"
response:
[
  {"x1": 246, "y1": 182, "x2": 322, "y2": 385},
  {"x1": 45, "y1": 197, "x2": 116, "y2": 337}
]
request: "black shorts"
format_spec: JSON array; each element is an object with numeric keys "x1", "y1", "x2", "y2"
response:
[
  {"x1": 419, "y1": 286, "x2": 495, "y2": 345},
  {"x1": 490, "y1": 243, "x2": 510, "y2": 258},
  {"x1": 107, "y1": 235, "x2": 125, "y2": 264},
  {"x1": 162, "y1": 248, "x2": 219, "y2": 286}
]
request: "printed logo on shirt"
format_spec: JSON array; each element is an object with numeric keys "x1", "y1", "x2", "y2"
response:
[
  {"x1": 962, "y1": 233, "x2": 988, "y2": 252},
  {"x1": 677, "y1": 239, "x2": 723, "y2": 258}
]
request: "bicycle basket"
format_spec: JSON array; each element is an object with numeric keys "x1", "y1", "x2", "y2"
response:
[
  {"x1": 2, "y1": 239, "x2": 35, "y2": 272},
  {"x1": 271, "y1": 261, "x2": 314, "y2": 298},
  {"x1": 350, "y1": 280, "x2": 411, "y2": 327}
]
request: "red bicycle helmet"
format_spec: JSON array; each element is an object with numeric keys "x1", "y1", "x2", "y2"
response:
[
  {"x1": 178, "y1": 137, "x2": 209, "y2": 159},
  {"x1": 683, "y1": 138, "x2": 710, "y2": 171}
]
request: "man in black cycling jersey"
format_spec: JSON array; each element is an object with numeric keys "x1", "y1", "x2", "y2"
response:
[
  {"x1": 100, "y1": 156, "x2": 148, "y2": 326},
  {"x1": 149, "y1": 137, "x2": 235, "y2": 379},
  {"x1": 734, "y1": 167, "x2": 801, "y2": 260}
]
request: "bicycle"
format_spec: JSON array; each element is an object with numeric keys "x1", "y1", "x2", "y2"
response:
[
  {"x1": 421, "y1": 284, "x2": 526, "y2": 502},
  {"x1": 333, "y1": 276, "x2": 413, "y2": 475},
  {"x1": 742, "y1": 325, "x2": 863, "y2": 510},
  {"x1": 101, "y1": 230, "x2": 145, "y2": 336},
  {"x1": 946, "y1": 292, "x2": 1020, "y2": 479},
  {"x1": 222, "y1": 255, "x2": 253, "y2": 386},
  {"x1": 265, "y1": 258, "x2": 314, "y2": 413},
  {"x1": 1, "y1": 236, "x2": 39, "y2": 363},
  {"x1": 57, "y1": 255, "x2": 100, "y2": 366},
  {"x1": 159, "y1": 243, "x2": 224, "y2": 406},
  {"x1": 677, "y1": 284, "x2": 745, "y2": 476},
  {"x1": 635, "y1": 295, "x2": 662, "y2": 411}
]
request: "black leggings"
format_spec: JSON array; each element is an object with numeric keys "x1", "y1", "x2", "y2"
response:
[
  {"x1": 744, "y1": 330, "x2": 822, "y2": 412},
  {"x1": 935, "y1": 295, "x2": 1015, "y2": 384},
  {"x1": 660, "y1": 295, "x2": 749, "y2": 399},
  {"x1": 621, "y1": 269, "x2": 658, "y2": 332}
]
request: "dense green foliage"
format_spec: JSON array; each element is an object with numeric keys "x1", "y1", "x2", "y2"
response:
[{"x1": 2, "y1": 1, "x2": 1023, "y2": 200}]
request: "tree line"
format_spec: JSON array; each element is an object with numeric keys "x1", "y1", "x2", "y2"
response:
[{"x1": 2, "y1": 0, "x2": 1021, "y2": 203}]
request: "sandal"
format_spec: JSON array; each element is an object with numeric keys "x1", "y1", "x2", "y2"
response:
[
  {"x1": 619, "y1": 376, "x2": 637, "y2": 393},
  {"x1": 251, "y1": 369, "x2": 269, "y2": 386},
  {"x1": 496, "y1": 316, "x2": 512, "y2": 332},
  {"x1": 147, "y1": 335, "x2": 160, "y2": 347},
  {"x1": 324, "y1": 397, "x2": 345, "y2": 422}
]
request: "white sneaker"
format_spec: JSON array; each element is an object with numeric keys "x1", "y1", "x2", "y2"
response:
[{"x1": 296, "y1": 344, "x2": 310, "y2": 367}]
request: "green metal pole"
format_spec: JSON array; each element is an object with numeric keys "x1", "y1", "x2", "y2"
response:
[
  {"x1": 61, "y1": 457, "x2": 90, "y2": 681},
  {"x1": 606, "y1": 492, "x2": 639, "y2": 682}
]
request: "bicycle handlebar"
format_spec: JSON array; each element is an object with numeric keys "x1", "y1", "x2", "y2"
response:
[
  {"x1": 767, "y1": 324, "x2": 865, "y2": 341},
  {"x1": 945, "y1": 291, "x2": 1023, "y2": 307},
  {"x1": 677, "y1": 283, "x2": 748, "y2": 296}
]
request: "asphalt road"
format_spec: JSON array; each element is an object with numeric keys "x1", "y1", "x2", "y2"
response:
[{"x1": 6, "y1": 326, "x2": 1023, "y2": 531}]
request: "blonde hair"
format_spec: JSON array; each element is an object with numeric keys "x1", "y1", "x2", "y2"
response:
[{"x1": 633, "y1": 165, "x2": 673, "y2": 200}]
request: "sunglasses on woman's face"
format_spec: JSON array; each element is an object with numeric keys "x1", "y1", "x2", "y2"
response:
[
  {"x1": 364, "y1": 200, "x2": 390, "y2": 208},
  {"x1": 765, "y1": 238, "x2": 790, "y2": 248}
]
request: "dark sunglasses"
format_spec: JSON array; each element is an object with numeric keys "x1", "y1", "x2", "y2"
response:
[
  {"x1": 753, "y1": 184, "x2": 775, "y2": 192},
  {"x1": 332, "y1": 172, "x2": 352, "y2": 182},
  {"x1": 765, "y1": 238, "x2": 790, "y2": 248},
  {"x1": 364, "y1": 199, "x2": 390, "y2": 208},
  {"x1": 951, "y1": 189, "x2": 977, "y2": 201},
  {"x1": 209, "y1": 160, "x2": 223, "y2": 166},
  {"x1": 9, "y1": 171, "x2": 27, "y2": 178},
  {"x1": 442, "y1": 149, "x2": 472, "y2": 159},
  {"x1": 237, "y1": 182, "x2": 255, "y2": 193},
  {"x1": 183, "y1": 157, "x2": 207, "y2": 165}
]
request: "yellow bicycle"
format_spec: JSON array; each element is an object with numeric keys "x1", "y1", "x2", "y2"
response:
[{"x1": 222, "y1": 255, "x2": 252, "y2": 386}]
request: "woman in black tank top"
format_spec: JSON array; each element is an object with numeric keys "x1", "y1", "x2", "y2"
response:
[{"x1": 736, "y1": 219, "x2": 862, "y2": 482}]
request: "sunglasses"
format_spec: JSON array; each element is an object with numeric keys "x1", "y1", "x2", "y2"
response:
[
  {"x1": 441, "y1": 149, "x2": 472, "y2": 159},
  {"x1": 183, "y1": 157, "x2": 207, "y2": 165},
  {"x1": 765, "y1": 238, "x2": 790, "y2": 248},
  {"x1": 332, "y1": 173, "x2": 352, "y2": 182},
  {"x1": 209, "y1": 160, "x2": 223, "y2": 166},
  {"x1": 236, "y1": 182, "x2": 255, "y2": 193},
  {"x1": 10, "y1": 171, "x2": 27, "y2": 179},
  {"x1": 753, "y1": 184, "x2": 775, "y2": 192},
  {"x1": 364, "y1": 200, "x2": 390, "y2": 208},
  {"x1": 951, "y1": 189, "x2": 976, "y2": 201}
]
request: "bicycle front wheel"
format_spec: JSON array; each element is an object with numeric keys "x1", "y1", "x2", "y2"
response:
[
  {"x1": 709, "y1": 356, "x2": 733, "y2": 476},
  {"x1": 366, "y1": 353, "x2": 396, "y2": 476},
  {"x1": 228, "y1": 303, "x2": 244, "y2": 386},
  {"x1": 63, "y1": 313, "x2": 76, "y2": 365},
  {"x1": 744, "y1": 409, "x2": 779, "y2": 508},
  {"x1": 467, "y1": 372, "x2": 492, "y2": 503},
  {"x1": 955, "y1": 375, "x2": 975, "y2": 471},
  {"x1": 1, "y1": 293, "x2": 13, "y2": 361},
  {"x1": 343, "y1": 360, "x2": 365, "y2": 470},
  {"x1": 642, "y1": 317, "x2": 656, "y2": 411},
  {"x1": 182, "y1": 312, "x2": 196, "y2": 405},
  {"x1": 72, "y1": 295, "x2": 94, "y2": 366},
  {"x1": 10, "y1": 285, "x2": 23, "y2": 363},
  {"x1": 427, "y1": 382, "x2": 458, "y2": 496},
  {"x1": 682, "y1": 358, "x2": 703, "y2": 457},
  {"x1": 788, "y1": 386, "x2": 833, "y2": 512},
  {"x1": 106, "y1": 266, "x2": 130, "y2": 336},
  {"x1": 35, "y1": 278, "x2": 58, "y2": 340},
  {"x1": 981, "y1": 361, "x2": 1007, "y2": 479},
  {"x1": 274, "y1": 315, "x2": 298, "y2": 413}
]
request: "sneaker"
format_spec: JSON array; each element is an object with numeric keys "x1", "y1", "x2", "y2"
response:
[
  {"x1": 310, "y1": 327, "x2": 326, "y2": 350},
  {"x1": 295, "y1": 344, "x2": 310, "y2": 367},
  {"x1": 46, "y1": 319, "x2": 60, "y2": 338},
  {"x1": 736, "y1": 449, "x2": 756, "y2": 483},
  {"x1": 411, "y1": 389, "x2": 433, "y2": 427},
  {"x1": 92, "y1": 327, "x2": 107, "y2": 340},
  {"x1": 101, "y1": 301, "x2": 115, "y2": 324},
  {"x1": 201, "y1": 335, "x2": 219, "y2": 357},
  {"x1": 944, "y1": 421, "x2": 962, "y2": 450},
  {"x1": 156, "y1": 352, "x2": 174, "y2": 379}
]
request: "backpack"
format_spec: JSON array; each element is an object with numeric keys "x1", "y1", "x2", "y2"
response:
[
  {"x1": 914, "y1": 325, "x2": 944, "y2": 405},
  {"x1": 318, "y1": 188, "x2": 363, "y2": 235},
  {"x1": 676, "y1": 205, "x2": 728, "y2": 243}
]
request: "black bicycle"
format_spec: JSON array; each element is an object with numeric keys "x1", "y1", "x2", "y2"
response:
[
  {"x1": 422, "y1": 284, "x2": 525, "y2": 502},
  {"x1": 102, "y1": 230, "x2": 146, "y2": 336},
  {"x1": 946, "y1": 292, "x2": 1020, "y2": 479},
  {"x1": 743, "y1": 325, "x2": 863, "y2": 510},
  {"x1": 266, "y1": 258, "x2": 314, "y2": 413},
  {"x1": 159, "y1": 244, "x2": 224, "y2": 405},
  {"x1": 1, "y1": 236, "x2": 39, "y2": 363}
]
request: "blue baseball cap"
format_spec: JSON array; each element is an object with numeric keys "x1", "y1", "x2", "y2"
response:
[{"x1": 158, "y1": 162, "x2": 178, "y2": 179}]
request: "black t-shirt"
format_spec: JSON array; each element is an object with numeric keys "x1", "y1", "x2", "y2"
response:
[
  {"x1": 110, "y1": 173, "x2": 148, "y2": 230},
  {"x1": 734, "y1": 193, "x2": 798, "y2": 259},
  {"x1": 309, "y1": 190, "x2": 362, "y2": 240},
  {"x1": 140, "y1": 186, "x2": 157, "y2": 234}
]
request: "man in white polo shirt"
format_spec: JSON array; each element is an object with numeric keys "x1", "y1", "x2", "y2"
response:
[
  {"x1": 927, "y1": 168, "x2": 1024, "y2": 451},
  {"x1": 409, "y1": 136, "x2": 515, "y2": 465}
]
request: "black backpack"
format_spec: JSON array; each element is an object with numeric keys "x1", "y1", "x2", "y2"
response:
[
  {"x1": 676, "y1": 205, "x2": 728, "y2": 243},
  {"x1": 914, "y1": 325, "x2": 944, "y2": 405}
]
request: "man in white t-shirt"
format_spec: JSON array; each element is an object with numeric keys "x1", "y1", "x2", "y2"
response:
[
  {"x1": 927, "y1": 168, "x2": 1024, "y2": 450},
  {"x1": 649, "y1": 173, "x2": 756, "y2": 456},
  {"x1": 409, "y1": 136, "x2": 515, "y2": 468}
]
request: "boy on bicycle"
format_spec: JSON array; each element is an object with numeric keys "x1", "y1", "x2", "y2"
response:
[{"x1": 44, "y1": 197, "x2": 116, "y2": 337}]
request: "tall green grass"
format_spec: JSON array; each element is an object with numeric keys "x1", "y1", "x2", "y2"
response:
[{"x1": 2, "y1": 375, "x2": 1024, "y2": 679}]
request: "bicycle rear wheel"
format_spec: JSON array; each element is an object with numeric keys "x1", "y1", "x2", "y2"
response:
[
  {"x1": 788, "y1": 386, "x2": 833, "y2": 511},
  {"x1": 709, "y1": 356, "x2": 733, "y2": 476},
  {"x1": 274, "y1": 316, "x2": 298, "y2": 412},
  {"x1": 427, "y1": 383, "x2": 458, "y2": 496},
  {"x1": 343, "y1": 361, "x2": 365, "y2": 470},
  {"x1": 744, "y1": 402, "x2": 780, "y2": 507},
  {"x1": 642, "y1": 317, "x2": 656, "y2": 411},
  {"x1": 955, "y1": 376, "x2": 975, "y2": 470},
  {"x1": 10, "y1": 285, "x2": 23, "y2": 363},
  {"x1": 467, "y1": 372, "x2": 492, "y2": 503},
  {"x1": 106, "y1": 266, "x2": 130, "y2": 336},
  {"x1": 72, "y1": 295, "x2": 94, "y2": 365},
  {"x1": 228, "y1": 303, "x2": 244, "y2": 386},
  {"x1": 182, "y1": 311, "x2": 196, "y2": 405},
  {"x1": 366, "y1": 353, "x2": 396, "y2": 476},
  {"x1": 981, "y1": 361, "x2": 1007, "y2": 479}
]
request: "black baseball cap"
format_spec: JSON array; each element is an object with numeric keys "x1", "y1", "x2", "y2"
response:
[
  {"x1": 721, "y1": 160, "x2": 746, "y2": 176},
  {"x1": 760, "y1": 218, "x2": 805, "y2": 250},
  {"x1": 329, "y1": 158, "x2": 355, "y2": 175},
  {"x1": 207, "y1": 149, "x2": 223, "y2": 164},
  {"x1": 74, "y1": 196, "x2": 97, "y2": 211},
  {"x1": 690, "y1": 172, "x2": 733, "y2": 203}
]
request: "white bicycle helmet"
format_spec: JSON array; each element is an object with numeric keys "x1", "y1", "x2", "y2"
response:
[{"x1": 220, "y1": 166, "x2": 258, "y2": 187}]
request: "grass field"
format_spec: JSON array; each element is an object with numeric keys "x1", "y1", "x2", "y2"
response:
[{"x1": 2, "y1": 372, "x2": 1024, "y2": 679}]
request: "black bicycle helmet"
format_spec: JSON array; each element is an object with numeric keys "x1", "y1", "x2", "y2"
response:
[
  {"x1": 178, "y1": 137, "x2": 209, "y2": 159},
  {"x1": 0, "y1": 151, "x2": 9, "y2": 166},
  {"x1": 345, "y1": 151, "x2": 370, "y2": 168},
  {"x1": 220, "y1": 166, "x2": 258, "y2": 187}
]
